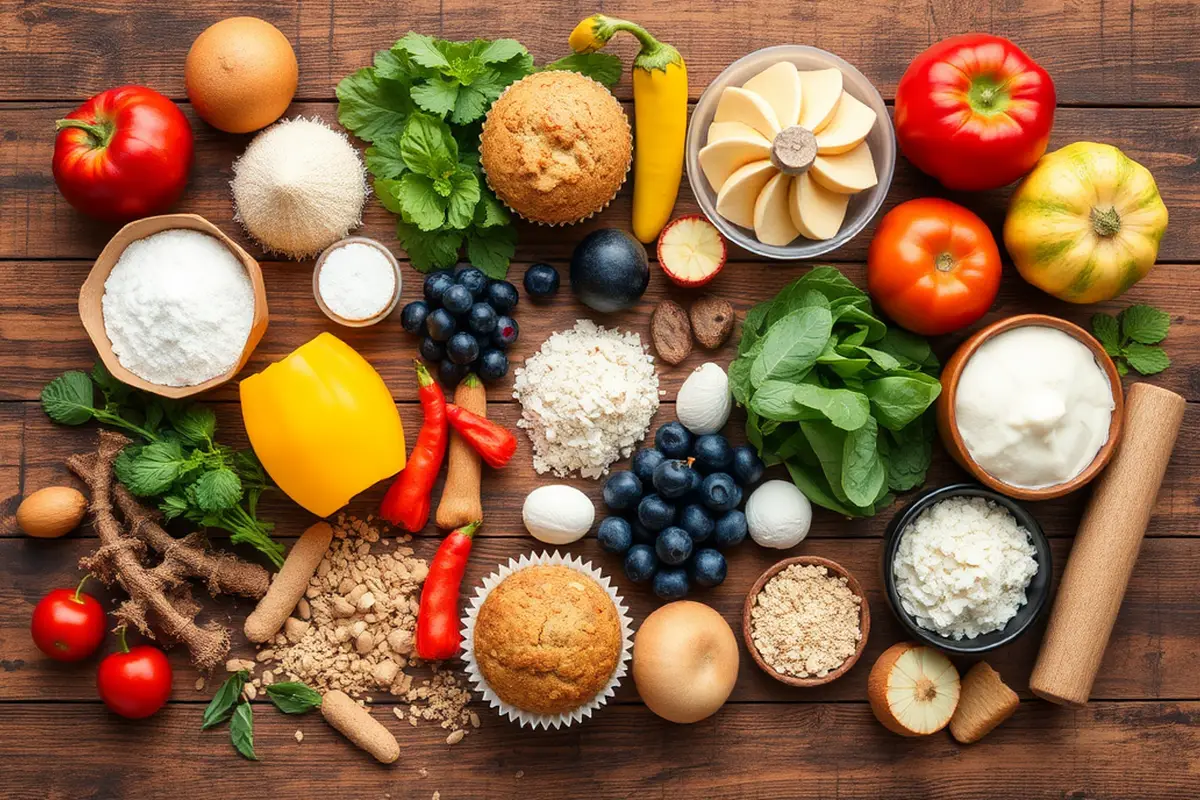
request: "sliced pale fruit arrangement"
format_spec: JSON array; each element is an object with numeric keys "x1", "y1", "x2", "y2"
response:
[
  {"x1": 867, "y1": 642, "x2": 961, "y2": 737},
  {"x1": 697, "y1": 59, "x2": 878, "y2": 244},
  {"x1": 657, "y1": 215, "x2": 728, "y2": 287}
]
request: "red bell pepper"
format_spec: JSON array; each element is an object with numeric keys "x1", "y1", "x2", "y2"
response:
[
  {"x1": 52, "y1": 86, "x2": 194, "y2": 223},
  {"x1": 415, "y1": 520, "x2": 480, "y2": 661},
  {"x1": 380, "y1": 362, "x2": 447, "y2": 531},
  {"x1": 444, "y1": 404, "x2": 517, "y2": 469},
  {"x1": 894, "y1": 34, "x2": 1056, "y2": 191}
]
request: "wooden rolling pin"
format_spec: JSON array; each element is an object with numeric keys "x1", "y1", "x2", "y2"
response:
[{"x1": 1030, "y1": 383, "x2": 1185, "y2": 706}]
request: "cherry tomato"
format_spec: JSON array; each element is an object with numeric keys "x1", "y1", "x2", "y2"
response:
[
  {"x1": 30, "y1": 577, "x2": 106, "y2": 661},
  {"x1": 97, "y1": 628, "x2": 172, "y2": 719},
  {"x1": 866, "y1": 198, "x2": 1001, "y2": 336}
]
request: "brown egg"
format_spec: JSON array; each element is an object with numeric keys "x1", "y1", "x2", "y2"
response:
[{"x1": 186, "y1": 17, "x2": 298, "y2": 134}]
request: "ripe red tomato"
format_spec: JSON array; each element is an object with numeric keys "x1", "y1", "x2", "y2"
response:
[
  {"x1": 30, "y1": 578, "x2": 106, "y2": 662},
  {"x1": 97, "y1": 630, "x2": 172, "y2": 719},
  {"x1": 52, "y1": 85, "x2": 193, "y2": 223},
  {"x1": 895, "y1": 34, "x2": 1056, "y2": 191},
  {"x1": 866, "y1": 198, "x2": 1001, "y2": 336}
]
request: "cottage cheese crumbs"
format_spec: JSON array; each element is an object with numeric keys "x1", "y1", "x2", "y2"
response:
[
  {"x1": 513, "y1": 320, "x2": 659, "y2": 479},
  {"x1": 893, "y1": 496, "x2": 1038, "y2": 640},
  {"x1": 750, "y1": 564, "x2": 862, "y2": 678}
]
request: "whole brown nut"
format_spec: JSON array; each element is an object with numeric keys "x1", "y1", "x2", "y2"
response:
[
  {"x1": 651, "y1": 300, "x2": 693, "y2": 365},
  {"x1": 689, "y1": 296, "x2": 735, "y2": 350}
]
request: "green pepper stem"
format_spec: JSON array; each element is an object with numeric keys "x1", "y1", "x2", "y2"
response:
[
  {"x1": 72, "y1": 574, "x2": 91, "y2": 603},
  {"x1": 1091, "y1": 206, "x2": 1122, "y2": 237},
  {"x1": 458, "y1": 520, "x2": 482, "y2": 539},
  {"x1": 592, "y1": 14, "x2": 682, "y2": 72},
  {"x1": 55, "y1": 118, "x2": 115, "y2": 149}
]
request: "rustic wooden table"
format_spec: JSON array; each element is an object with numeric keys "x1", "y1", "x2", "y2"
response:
[{"x1": 2, "y1": 1, "x2": 1198, "y2": 797}]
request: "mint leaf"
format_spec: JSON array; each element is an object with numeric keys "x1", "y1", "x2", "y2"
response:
[
  {"x1": 90, "y1": 362, "x2": 130, "y2": 405},
  {"x1": 41, "y1": 371, "x2": 96, "y2": 425},
  {"x1": 450, "y1": 84, "x2": 493, "y2": 125},
  {"x1": 466, "y1": 225, "x2": 517, "y2": 278},
  {"x1": 230, "y1": 701, "x2": 258, "y2": 761},
  {"x1": 474, "y1": 38, "x2": 527, "y2": 65},
  {"x1": 192, "y1": 468, "x2": 243, "y2": 513},
  {"x1": 1120, "y1": 304, "x2": 1170, "y2": 345},
  {"x1": 400, "y1": 113, "x2": 457, "y2": 177},
  {"x1": 126, "y1": 440, "x2": 188, "y2": 496},
  {"x1": 336, "y1": 69, "x2": 413, "y2": 142},
  {"x1": 266, "y1": 682, "x2": 323, "y2": 714},
  {"x1": 446, "y1": 168, "x2": 481, "y2": 230},
  {"x1": 474, "y1": 187, "x2": 509, "y2": 228},
  {"x1": 159, "y1": 494, "x2": 189, "y2": 520},
  {"x1": 373, "y1": 178, "x2": 407, "y2": 216},
  {"x1": 168, "y1": 404, "x2": 216, "y2": 446},
  {"x1": 364, "y1": 133, "x2": 407, "y2": 180},
  {"x1": 397, "y1": 173, "x2": 449, "y2": 230},
  {"x1": 1090, "y1": 312, "x2": 1122, "y2": 355},
  {"x1": 398, "y1": 222, "x2": 464, "y2": 271},
  {"x1": 397, "y1": 32, "x2": 451, "y2": 70},
  {"x1": 372, "y1": 47, "x2": 412, "y2": 81},
  {"x1": 411, "y1": 76, "x2": 460, "y2": 118},
  {"x1": 541, "y1": 52, "x2": 624, "y2": 87},
  {"x1": 203, "y1": 671, "x2": 247, "y2": 730},
  {"x1": 1124, "y1": 342, "x2": 1170, "y2": 375}
]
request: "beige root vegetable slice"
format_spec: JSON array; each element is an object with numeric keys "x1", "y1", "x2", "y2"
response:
[
  {"x1": 699, "y1": 134, "x2": 773, "y2": 191},
  {"x1": 716, "y1": 160, "x2": 777, "y2": 229},
  {"x1": 797, "y1": 68, "x2": 844, "y2": 133},
  {"x1": 789, "y1": 172, "x2": 850, "y2": 241},
  {"x1": 815, "y1": 92, "x2": 877, "y2": 155},
  {"x1": 742, "y1": 61, "x2": 803, "y2": 129},
  {"x1": 707, "y1": 120, "x2": 768, "y2": 144},
  {"x1": 868, "y1": 641, "x2": 960, "y2": 736},
  {"x1": 753, "y1": 172, "x2": 799, "y2": 246},
  {"x1": 811, "y1": 142, "x2": 878, "y2": 195},
  {"x1": 713, "y1": 86, "x2": 782, "y2": 139}
]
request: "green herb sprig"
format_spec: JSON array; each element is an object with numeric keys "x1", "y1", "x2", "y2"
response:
[
  {"x1": 40, "y1": 365, "x2": 284, "y2": 567},
  {"x1": 1091, "y1": 304, "x2": 1172, "y2": 376},
  {"x1": 203, "y1": 672, "x2": 322, "y2": 761},
  {"x1": 729, "y1": 267, "x2": 942, "y2": 518}
]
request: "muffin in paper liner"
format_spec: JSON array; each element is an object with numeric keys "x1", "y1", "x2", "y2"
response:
[
  {"x1": 460, "y1": 550, "x2": 634, "y2": 730},
  {"x1": 479, "y1": 72, "x2": 633, "y2": 227}
]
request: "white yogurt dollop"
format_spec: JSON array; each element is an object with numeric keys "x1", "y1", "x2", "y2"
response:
[{"x1": 954, "y1": 326, "x2": 1114, "y2": 489}]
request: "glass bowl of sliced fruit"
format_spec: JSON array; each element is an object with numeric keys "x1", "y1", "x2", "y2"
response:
[{"x1": 685, "y1": 45, "x2": 896, "y2": 260}]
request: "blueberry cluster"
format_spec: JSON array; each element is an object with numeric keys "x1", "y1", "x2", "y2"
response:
[
  {"x1": 597, "y1": 422, "x2": 765, "y2": 600},
  {"x1": 401, "y1": 267, "x2": 519, "y2": 386}
]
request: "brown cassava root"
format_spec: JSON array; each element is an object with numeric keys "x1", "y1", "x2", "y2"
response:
[{"x1": 67, "y1": 430, "x2": 270, "y2": 671}]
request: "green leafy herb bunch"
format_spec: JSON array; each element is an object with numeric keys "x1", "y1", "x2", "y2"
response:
[{"x1": 1091, "y1": 304, "x2": 1172, "y2": 376}]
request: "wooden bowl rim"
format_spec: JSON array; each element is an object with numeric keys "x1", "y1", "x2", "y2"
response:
[
  {"x1": 78, "y1": 213, "x2": 269, "y2": 399},
  {"x1": 938, "y1": 313, "x2": 1125, "y2": 501},
  {"x1": 741, "y1": 555, "x2": 871, "y2": 688}
]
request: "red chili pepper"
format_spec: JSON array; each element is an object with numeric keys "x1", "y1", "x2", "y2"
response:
[
  {"x1": 415, "y1": 520, "x2": 480, "y2": 661},
  {"x1": 380, "y1": 362, "x2": 447, "y2": 531},
  {"x1": 444, "y1": 404, "x2": 517, "y2": 469}
]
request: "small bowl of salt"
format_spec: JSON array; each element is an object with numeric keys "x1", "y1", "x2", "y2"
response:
[{"x1": 313, "y1": 237, "x2": 402, "y2": 327}]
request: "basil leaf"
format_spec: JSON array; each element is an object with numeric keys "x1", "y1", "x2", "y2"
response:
[
  {"x1": 792, "y1": 384, "x2": 871, "y2": 431},
  {"x1": 400, "y1": 113, "x2": 458, "y2": 177},
  {"x1": 230, "y1": 701, "x2": 258, "y2": 761},
  {"x1": 202, "y1": 671, "x2": 248, "y2": 730},
  {"x1": 875, "y1": 328, "x2": 938, "y2": 371},
  {"x1": 365, "y1": 133, "x2": 408, "y2": 180},
  {"x1": 41, "y1": 371, "x2": 97, "y2": 425},
  {"x1": 750, "y1": 307, "x2": 832, "y2": 387},
  {"x1": 446, "y1": 168, "x2": 481, "y2": 230},
  {"x1": 397, "y1": 173, "x2": 449, "y2": 231},
  {"x1": 266, "y1": 682, "x2": 323, "y2": 714},
  {"x1": 749, "y1": 381, "x2": 813, "y2": 421},
  {"x1": 397, "y1": 222, "x2": 464, "y2": 271}
]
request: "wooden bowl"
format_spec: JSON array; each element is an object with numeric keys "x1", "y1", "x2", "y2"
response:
[
  {"x1": 935, "y1": 314, "x2": 1123, "y2": 501},
  {"x1": 79, "y1": 213, "x2": 269, "y2": 399},
  {"x1": 742, "y1": 555, "x2": 871, "y2": 687}
]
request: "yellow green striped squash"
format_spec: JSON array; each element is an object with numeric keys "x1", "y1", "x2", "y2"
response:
[{"x1": 1004, "y1": 142, "x2": 1168, "y2": 304}]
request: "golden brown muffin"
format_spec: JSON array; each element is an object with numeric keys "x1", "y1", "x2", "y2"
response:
[
  {"x1": 473, "y1": 565, "x2": 622, "y2": 716},
  {"x1": 480, "y1": 72, "x2": 632, "y2": 225}
]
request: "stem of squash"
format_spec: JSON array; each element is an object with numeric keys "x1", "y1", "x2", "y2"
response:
[{"x1": 1090, "y1": 206, "x2": 1122, "y2": 237}]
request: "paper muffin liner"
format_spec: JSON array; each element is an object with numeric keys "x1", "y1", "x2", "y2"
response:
[
  {"x1": 461, "y1": 550, "x2": 634, "y2": 730},
  {"x1": 479, "y1": 73, "x2": 633, "y2": 226}
]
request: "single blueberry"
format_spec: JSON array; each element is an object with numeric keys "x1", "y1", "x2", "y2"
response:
[
  {"x1": 678, "y1": 504, "x2": 715, "y2": 543},
  {"x1": 467, "y1": 302, "x2": 498, "y2": 335},
  {"x1": 630, "y1": 518, "x2": 657, "y2": 545},
  {"x1": 441, "y1": 284, "x2": 473, "y2": 316},
  {"x1": 476, "y1": 349, "x2": 509, "y2": 382},
  {"x1": 689, "y1": 548, "x2": 727, "y2": 588},
  {"x1": 731, "y1": 445, "x2": 766, "y2": 486},
  {"x1": 637, "y1": 494, "x2": 677, "y2": 532},
  {"x1": 456, "y1": 267, "x2": 489, "y2": 299},
  {"x1": 652, "y1": 459, "x2": 695, "y2": 500},
  {"x1": 437, "y1": 359, "x2": 469, "y2": 388},
  {"x1": 446, "y1": 332, "x2": 480, "y2": 366},
  {"x1": 425, "y1": 307, "x2": 457, "y2": 342},
  {"x1": 692, "y1": 434, "x2": 733, "y2": 474},
  {"x1": 523, "y1": 263, "x2": 561, "y2": 299},
  {"x1": 623, "y1": 544, "x2": 659, "y2": 584},
  {"x1": 423, "y1": 271, "x2": 455, "y2": 304},
  {"x1": 631, "y1": 448, "x2": 666, "y2": 485},
  {"x1": 400, "y1": 300, "x2": 430, "y2": 334},
  {"x1": 702, "y1": 472, "x2": 740, "y2": 512},
  {"x1": 597, "y1": 517, "x2": 633, "y2": 554},
  {"x1": 655, "y1": 422, "x2": 693, "y2": 459},
  {"x1": 652, "y1": 567, "x2": 690, "y2": 600},
  {"x1": 713, "y1": 510, "x2": 748, "y2": 549},
  {"x1": 418, "y1": 336, "x2": 445, "y2": 363},
  {"x1": 485, "y1": 281, "x2": 520, "y2": 313},
  {"x1": 491, "y1": 316, "x2": 519, "y2": 350},
  {"x1": 655, "y1": 526, "x2": 693, "y2": 566},
  {"x1": 603, "y1": 471, "x2": 643, "y2": 512}
]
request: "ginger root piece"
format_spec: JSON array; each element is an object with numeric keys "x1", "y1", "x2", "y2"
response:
[
  {"x1": 244, "y1": 521, "x2": 333, "y2": 643},
  {"x1": 67, "y1": 431, "x2": 270, "y2": 672},
  {"x1": 949, "y1": 661, "x2": 1019, "y2": 744}
]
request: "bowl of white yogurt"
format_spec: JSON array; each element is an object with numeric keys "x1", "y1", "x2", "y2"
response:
[{"x1": 936, "y1": 314, "x2": 1124, "y2": 501}]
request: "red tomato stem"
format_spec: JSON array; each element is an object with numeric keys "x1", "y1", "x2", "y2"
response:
[
  {"x1": 72, "y1": 574, "x2": 91, "y2": 604},
  {"x1": 115, "y1": 625, "x2": 130, "y2": 655},
  {"x1": 54, "y1": 117, "x2": 114, "y2": 148}
]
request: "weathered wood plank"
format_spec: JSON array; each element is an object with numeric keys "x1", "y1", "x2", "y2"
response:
[
  {"x1": 0, "y1": 699, "x2": 1197, "y2": 800},
  {"x1": 3, "y1": 0, "x2": 1200, "y2": 105},
  {"x1": 3, "y1": 534, "x2": 1199, "y2": 703},
  {"x1": 2, "y1": 103, "x2": 1196, "y2": 263}
]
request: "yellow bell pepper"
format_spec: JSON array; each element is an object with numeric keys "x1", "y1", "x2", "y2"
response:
[
  {"x1": 240, "y1": 333, "x2": 405, "y2": 517},
  {"x1": 570, "y1": 14, "x2": 688, "y2": 243}
]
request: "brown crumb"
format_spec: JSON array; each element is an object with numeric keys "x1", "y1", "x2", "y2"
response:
[
  {"x1": 515, "y1": 770, "x2": 524, "y2": 779},
  {"x1": 418, "y1": 768, "x2": 429, "y2": 779},
  {"x1": 294, "y1": 730, "x2": 304, "y2": 743},
  {"x1": 446, "y1": 729, "x2": 465, "y2": 745},
  {"x1": 432, "y1": 792, "x2": 440, "y2": 800},
  {"x1": 194, "y1": 677, "x2": 206, "y2": 692}
]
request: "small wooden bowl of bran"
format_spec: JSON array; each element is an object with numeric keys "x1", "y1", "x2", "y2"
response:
[{"x1": 742, "y1": 555, "x2": 871, "y2": 688}]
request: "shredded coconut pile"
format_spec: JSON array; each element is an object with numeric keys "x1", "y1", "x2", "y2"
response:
[
  {"x1": 102, "y1": 229, "x2": 254, "y2": 387},
  {"x1": 893, "y1": 496, "x2": 1039, "y2": 640},
  {"x1": 513, "y1": 319, "x2": 660, "y2": 479}
]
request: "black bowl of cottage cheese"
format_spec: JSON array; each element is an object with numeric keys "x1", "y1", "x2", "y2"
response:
[{"x1": 882, "y1": 484, "x2": 1052, "y2": 655}]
